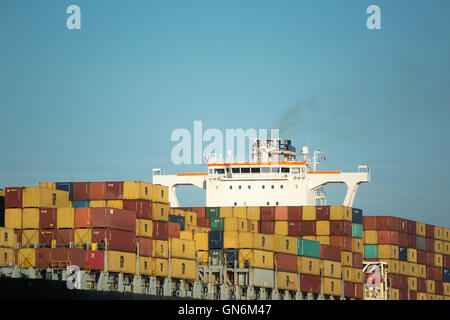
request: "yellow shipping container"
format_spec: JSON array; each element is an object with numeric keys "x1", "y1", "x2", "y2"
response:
[
  {"x1": 0, "y1": 227, "x2": 15, "y2": 248},
  {"x1": 239, "y1": 249, "x2": 273, "y2": 269},
  {"x1": 352, "y1": 268, "x2": 363, "y2": 283},
  {"x1": 444, "y1": 241, "x2": 450, "y2": 255},
  {"x1": 238, "y1": 232, "x2": 274, "y2": 251},
  {"x1": 171, "y1": 209, "x2": 186, "y2": 216},
  {"x1": 273, "y1": 235, "x2": 297, "y2": 255},
  {"x1": 180, "y1": 231, "x2": 193, "y2": 240},
  {"x1": 152, "y1": 202, "x2": 169, "y2": 221},
  {"x1": 434, "y1": 227, "x2": 444, "y2": 240},
  {"x1": 138, "y1": 256, "x2": 154, "y2": 276},
  {"x1": 378, "y1": 245, "x2": 399, "y2": 260},
  {"x1": 302, "y1": 206, "x2": 316, "y2": 220},
  {"x1": 408, "y1": 277, "x2": 417, "y2": 291},
  {"x1": 106, "y1": 200, "x2": 123, "y2": 209},
  {"x1": 329, "y1": 206, "x2": 352, "y2": 221},
  {"x1": 136, "y1": 219, "x2": 153, "y2": 238},
  {"x1": 197, "y1": 251, "x2": 208, "y2": 264},
  {"x1": 417, "y1": 264, "x2": 426, "y2": 278},
  {"x1": 363, "y1": 231, "x2": 378, "y2": 245},
  {"x1": 302, "y1": 236, "x2": 316, "y2": 241},
  {"x1": 74, "y1": 229, "x2": 92, "y2": 248},
  {"x1": 169, "y1": 238, "x2": 196, "y2": 259},
  {"x1": 323, "y1": 277, "x2": 341, "y2": 297},
  {"x1": 416, "y1": 222, "x2": 426, "y2": 237},
  {"x1": 232, "y1": 207, "x2": 247, "y2": 219},
  {"x1": 5, "y1": 209, "x2": 22, "y2": 229},
  {"x1": 154, "y1": 258, "x2": 169, "y2": 277},
  {"x1": 435, "y1": 295, "x2": 444, "y2": 300},
  {"x1": 386, "y1": 259, "x2": 400, "y2": 274},
  {"x1": 417, "y1": 292, "x2": 427, "y2": 300},
  {"x1": 107, "y1": 251, "x2": 136, "y2": 274},
  {"x1": 123, "y1": 181, "x2": 152, "y2": 200},
  {"x1": 0, "y1": 248, "x2": 14, "y2": 266},
  {"x1": 224, "y1": 218, "x2": 248, "y2": 232},
  {"x1": 152, "y1": 240, "x2": 169, "y2": 258},
  {"x1": 445, "y1": 228, "x2": 450, "y2": 242},
  {"x1": 219, "y1": 207, "x2": 233, "y2": 218},
  {"x1": 391, "y1": 288, "x2": 400, "y2": 300},
  {"x1": 342, "y1": 267, "x2": 352, "y2": 281},
  {"x1": 444, "y1": 282, "x2": 450, "y2": 296},
  {"x1": 39, "y1": 182, "x2": 56, "y2": 189},
  {"x1": 90, "y1": 200, "x2": 106, "y2": 208},
  {"x1": 185, "y1": 211, "x2": 197, "y2": 226},
  {"x1": 277, "y1": 272, "x2": 298, "y2": 291},
  {"x1": 321, "y1": 260, "x2": 341, "y2": 279},
  {"x1": 426, "y1": 280, "x2": 435, "y2": 294},
  {"x1": 297, "y1": 257, "x2": 320, "y2": 276},
  {"x1": 434, "y1": 253, "x2": 443, "y2": 267},
  {"x1": 0, "y1": 190, "x2": 4, "y2": 197},
  {"x1": 194, "y1": 233, "x2": 209, "y2": 251},
  {"x1": 246, "y1": 207, "x2": 260, "y2": 221},
  {"x1": 399, "y1": 261, "x2": 409, "y2": 276},
  {"x1": 170, "y1": 258, "x2": 196, "y2": 280},
  {"x1": 409, "y1": 263, "x2": 418, "y2": 277},
  {"x1": 152, "y1": 184, "x2": 168, "y2": 203},
  {"x1": 22, "y1": 229, "x2": 39, "y2": 248},
  {"x1": 57, "y1": 208, "x2": 75, "y2": 229},
  {"x1": 224, "y1": 231, "x2": 239, "y2": 249},
  {"x1": 316, "y1": 221, "x2": 330, "y2": 236},
  {"x1": 315, "y1": 236, "x2": 330, "y2": 246},
  {"x1": 248, "y1": 220, "x2": 258, "y2": 233},
  {"x1": 23, "y1": 187, "x2": 70, "y2": 208},
  {"x1": 185, "y1": 225, "x2": 201, "y2": 232},
  {"x1": 407, "y1": 248, "x2": 417, "y2": 263},
  {"x1": 352, "y1": 238, "x2": 363, "y2": 254},
  {"x1": 435, "y1": 240, "x2": 444, "y2": 254},
  {"x1": 18, "y1": 248, "x2": 36, "y2": 267},
  {"x1": 22, "y1": 208, "x2": 40, "y2": 229},
  {"x1": 341, "y1": 251, "x2": 352, "y2": 267},
  {"x1": 275, "y1": 221, "x2": 288, "y2": 236}
]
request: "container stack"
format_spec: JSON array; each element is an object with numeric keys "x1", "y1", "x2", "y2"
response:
[
  {"x1": 363, "y1": 216, "x2": 450, "y2": 300},
  {"x1": 0, "y1": 226, "x2": 15, "y2": 267}
]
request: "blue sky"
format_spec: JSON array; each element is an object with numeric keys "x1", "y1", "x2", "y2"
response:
[{"x1": 1, "y1": 1, "x2": 449, "y2": 227}]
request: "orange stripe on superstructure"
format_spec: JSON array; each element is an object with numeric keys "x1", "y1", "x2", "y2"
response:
[
  {"x1": 207, "y1": 161, "x2": 306, "y2": 167},
  {"x1": 177, "y1": 173, "x2": 208, "y2": 176},
  {"x1": 307, "y1": 171, "x2": 341, "y2": 174}
]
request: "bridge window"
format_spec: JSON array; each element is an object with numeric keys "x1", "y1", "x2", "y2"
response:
[
  {"x1": 276, "y1": 202, "x2": 279, "y2": 205},
  {"x1": 281, "y1": 167, "x2": 290, "y2": 173},
  {"x1": 241, "y1": 168, "x2": 250, "y2": 173},
  {"x1": 209, "y1": 169, "x2": 213, "y2": 174},
  {"x1": 248, "y1": 185, "x2": 251, "y2": 189},
  {"x1": 239, "y1": 185, "x2": 242, "y2": 190},
  {"x1": 292, "y1": 168, "x2": 300, "y2": 173},
  {"x1": 266, "y1": 202, "x2": 270, "y2": 205},
  {"x1": 271, "y1": 167, "x2": 280, "y2": 173},
  {"x1": 232, "y1": 168, "x2": 240, "y2": 174},
  {"x1": 262, "y1": 185, "x2": 265, "y2": 189},
  {"x1": 229, "y1": 186, "x2": 232, "y2": 189},
  {"x1": 234, "y1": 202, "x2": 237, "y2": 206},
  {"x1": 214, "y1": 168, "x2": 225, "y2": 174},
  {"x1": 261, "y1": 167, "x2": 271, "y2": 173},
  {"x1": 280, "y1": 185, "x2": 284, "y2": 189},
  {"x1": 251, "y1": 168, "x2": 260, "y2": 173},
  {"x1": 271, "y1": 185, "x2": 274, "y2": 189}
]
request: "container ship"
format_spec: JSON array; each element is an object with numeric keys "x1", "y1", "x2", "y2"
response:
[{"x1": 0, "y1": 139, "x2": 449, "y2": 300}]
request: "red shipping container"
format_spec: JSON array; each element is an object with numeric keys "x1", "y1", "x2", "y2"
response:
[
  {"x1": 408, "y1": 234, "x2": 417, "y2": 249},
  {"x1": 426, "y1": 266, "x2": 434, "y2": 279},
  {"x1": 274, "y1": 253, "x2": 297, "y2": 273},
  {"x1": 425, "y1": 224, "x2": 435, "y2": 239},
  {"x1": 434, "y1": 267, "x2": 442, "y2": 281},
  {"x1": 287, "y1": 221, "x2": 301, "y2": 236},
  {"x1": 89, "y1": 182, "x2": 107, "y2": 200},
  {"x1": 398, "y1": 232, "x2": 408, "y2": 247},
  {"x1": 426, "y1": 238, "x2": 434, "y2": 252},
  {"x1": 444, "y1": 255, "x2": 450, "y2": 269},
  {"x1": 106, "y1": 182, "x2": 123, "y2": 200},
  {"x1": 168, "y1": 221, "x2": 180, "y2": 238},
  {"x1": 153, "y1": 221, "x2": 169, "y2": 240},
  {"x1": 260, "y1": 207, "x2": 275, "y2": 221},
  {"x1": 417, "y1": 278, "x2": 427, "y2": 292},
  {"x1": 343, "y1": 281, "x2": 354, "y2": 298},
  {"x1": 299, "y1": 221, "x2": 316, "y2": 236},
  {"x1": 75, "y1": 207, "x2": 135, "y2": 231},
  {"x1": 274, "y1": 206, "x2": 302, "y2": 220},
  {"x1": 123, "y1": 200, "x2": 152, "y2": 219},
  {"x1": 399, "y1": 289, "x2": 408, "y2": 300},
  {"x1": 73, "y1": 182, "x2": 90, "y2": 201},
  {"x1": 426, "y1": 252, "x2": 434, "y2": 266},
  {"x1": 91, "y1": 228, "x2": 136, "y2": 252},
  {"x1": 329, "y1": 236, "x2": 353, "y2": 252},
  {"x1": 354, "y1": 283, "x2": 363, "y2": 299},
  {"x1": 299, "y1": 274, "x2": 321, "y2": 294},
  {"x1": 377, "y1": 216, "x2": 400, "y2": 231},
  {"x1": 36, "y1": 248, "x2": 52, "y2": 268},
  {"x1": 86, "y1": 250, "x2": 105, "y2": 271},
  {"x1": 259, "y1": 221, "x2": 275, "y2": 234},
  {"x1": 39, "y1": 229, "x2": 56, "y2": 247},
  {"x1": 390, "y1": 274, "x2": 400, "y2": 289},
  {"x1": 51, "y1": 248, "x2": 86, "y2": 269},
  {"x1": 192, "y1": 207, "x2": 206, "y2": 219},
  {"x1": 56, "y1": 229, "x2": 74, "y2": 247},
  {"x1": 320, "y1": 244, "x2": 341, "y2": 262},
  {"x1": 352, "y1": 252, "x2": 363, "y2": 268},
  {"x1": 377, "y1": 230, "x2": 399, "y2": 245},
  {"x1": 343, "y1": 221, "x2": 352, "y2": 237},
  {"x1": 409, "y1": 291, "x2": 417, "y2": 300},
  {"x1": 329, "y1": 221, "x2": 344, "y2": 236},
  {"x1": 15, "y1": 230, "x2": 22, "y2": 247},
  {"x1": 39, "y1": 208, "x2": 57, "y2": 229},
  {"x1": 399, "y1": 219, "x2": 408, "y2": 233},
  {"x1": 435, "y1": 280, "x2": 443, "y2": 295},
  {"x1": 363, "y1": 216, "x2": 377, "y2": 230},
  {"x1": 417, "y1": 250, "x2": 426, "y2": 265},
  {"x1": 315, "y1": 206, "x2": 330, "y2": 220},
  {"x1": 136, "y1": 237, "x2": 152, "y2": 257},
  {"x1": 5, "y1": 187, "x2": 24, "y2": 208},
  {"x1": 197, "y1": 217, "x2": 211, "y2": 228},
  {"x1": 407, "y1": 220, "x2": 416, "y2": 235}
]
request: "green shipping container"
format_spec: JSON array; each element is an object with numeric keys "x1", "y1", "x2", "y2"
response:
[
  {"x1": 364, "y1": 244, "x2": 378, "y2": 259},
  {"x1": 210, "y1": 217, "x2": 224, "y2": 231},
  {"x1": 352, "y1": 223, "x2": 363, "y2": 239},
  {"x1": 297, "y1": 238, "x2": 320, "y2": 258},
  {"x1": 206, "y1": 207, "x2": 220, "y2": 219},
  {"x1": 209, "y1": 249, "x2": 224, "y2": 262}
]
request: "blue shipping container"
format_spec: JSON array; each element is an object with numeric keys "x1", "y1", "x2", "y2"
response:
[
  {"x1": 168, "y1": 215, "x2": 185, "y2": 231},
  {"x1": 399, "y1": 246, "x2": 408, "y2": 261},
  {"x1": 72, "y1": 200, "x2": 89, "y2": 208},
  {"x1": 208, "y1": 231, "x2": 224, "y2": 249},
  {"x1": 56, "y1": 182, "x2": 73, "y2": 201},
  {"x1": 352, "y1": 208, "x2": 363, "y2": 224},
  {"x1": 443, "y1": 269, "x2": 450, "y2": 283},
  {"x1": 225, "y1": 249, "x2": 239, "y2": 267}
]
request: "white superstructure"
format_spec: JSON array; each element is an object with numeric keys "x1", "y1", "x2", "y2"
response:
[{"x1": 153, "y1": 139, "x2": 370, "y2": 208}]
